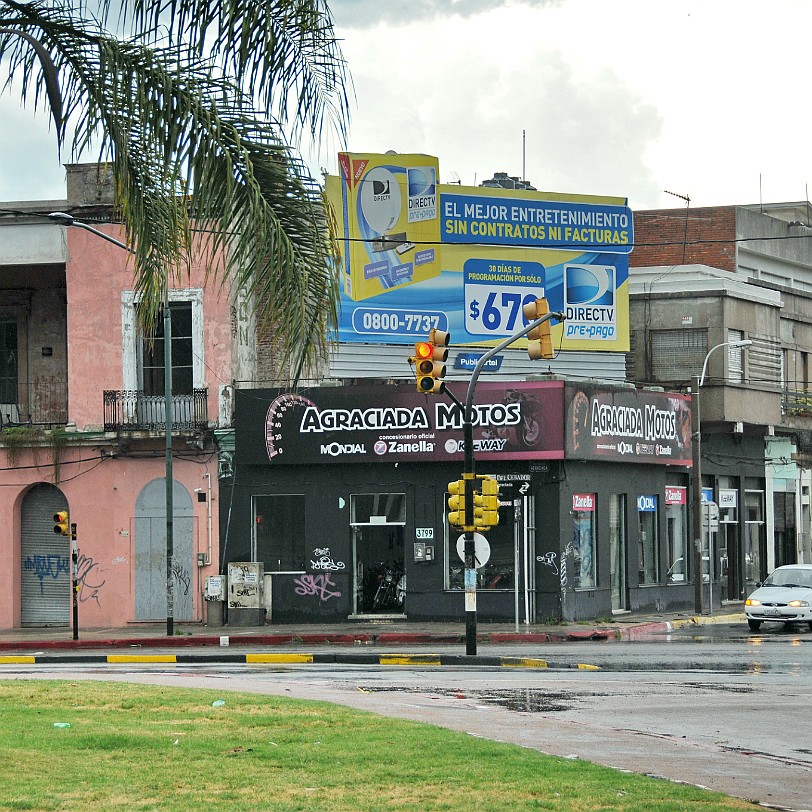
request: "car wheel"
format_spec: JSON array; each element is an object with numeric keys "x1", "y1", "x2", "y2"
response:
[{"x1": 747, "y1": 619, "x2": 761, "y2": 631}]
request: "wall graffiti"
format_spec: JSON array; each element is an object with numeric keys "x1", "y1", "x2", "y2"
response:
[
  {"x1": 310, "y1": 547, "x2": 346, "y2": 571},
  {"x1": 294, "y1": 573, "x2": 341, "y2": 602},
  {"x1": 536, "y1": 551, "x2": 558, "y2": 575},
  {"x1": 75, "y1": 551, "x2": 107, "y2": 606},
  {"x1": 559, "y1": 541, "x2": 574, "y2": 593},
  {"x1": 24, "y1": 554, "x2": 69, "y2": 594},
  {"x1": 172, "y1": 561, "x2": 192, "y2": 597}
]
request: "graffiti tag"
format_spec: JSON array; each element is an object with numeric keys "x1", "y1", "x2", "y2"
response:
[
  {"x1": 294, "y1": 573, "x2": 341, "y2": 602},
  {"x1": 310, "y1": 547, "x2": 346, "y2": 571}
]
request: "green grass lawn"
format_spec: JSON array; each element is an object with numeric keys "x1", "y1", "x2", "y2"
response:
[{"x1": 0, "y1": 680, "x2": 759, "y2": 811}]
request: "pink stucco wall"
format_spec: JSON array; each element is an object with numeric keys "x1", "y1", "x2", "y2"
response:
[
  {"x1": 0, "y1": 447, "x2": 220, "y2": 629},
  {"x1": 64, "y1": 225, "x2": 233, "y2": 431}
]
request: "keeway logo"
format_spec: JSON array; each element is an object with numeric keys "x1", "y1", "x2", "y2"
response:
[
  {"x1": 572, "y1": 493, "x2": 594, "y2": 511},
  {"x1": 320, "y1": 443, "x2": 366, "y2": 457}
]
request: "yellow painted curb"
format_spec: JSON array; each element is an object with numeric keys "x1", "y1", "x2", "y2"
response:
[
  {"x1": 379, "y1": 654, "x2": 442, "y2": 666},
  {"x1": 0, "y1": 655, "x2": 36, "y2": 664},
  {"x1": 502, "y1": 657, "x2": 549, "y2": 669},
  {"x1": 106, "y1": 654, "x2": 178, "y2": 663},
  {"x1": 576, "y1": 663, "x2": 601, "y2": 670},
  {"x1": 246, "y1": 653, "x2": 314, "y2": 663}
]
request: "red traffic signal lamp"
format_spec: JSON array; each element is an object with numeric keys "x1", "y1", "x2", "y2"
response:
[
  {"x1": 412, "y1": 328, "x2": 450, "y2": 393},
  {"x1": 522, "y1": 297, "x2": 554, "y2": 360},
  {"x1": 53, "y1": 510, "x2": 70, "y2": 536}
]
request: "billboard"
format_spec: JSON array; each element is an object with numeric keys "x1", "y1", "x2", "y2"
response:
[
  {"x1": 327, "y1": 153, "x2": 632, "y2": 353},
  {"x1": 565, "y1": 384, "x2": 692, "y2": 466},
  {"x1": 237, "y1": 380, "x2": 565, "y2": 465}
]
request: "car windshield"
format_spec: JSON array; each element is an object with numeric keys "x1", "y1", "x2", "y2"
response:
[{"x1": 763, "y1": 569, "x2": 812, "y2": 588}]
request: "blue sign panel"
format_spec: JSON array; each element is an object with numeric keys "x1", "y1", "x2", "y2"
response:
[{"x1": 636, "y1": 494, "x2": 658, "y2": 512}]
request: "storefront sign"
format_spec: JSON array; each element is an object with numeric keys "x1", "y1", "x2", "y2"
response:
[
  {"x1": 718, "y1": 489, "x2": 737, "y2": 508},
  {"x1": 572, "y1": 493, "x2": 595, "y2": 511},
  {"x1": 237, "y1": 380, "x2": 565, "y2": 465},
  {"x1": 637, "y1": 494, "x2": 658, "y2": 512},
  {"x1": 565, "y1": 383, "x2": 692, "y2": 466},
  {"x1": 665, "y1": 486, "x2": 686, "y2": 505}
]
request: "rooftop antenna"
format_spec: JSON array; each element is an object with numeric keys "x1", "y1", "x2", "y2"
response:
[
  {"x1": 522, "y1": 129, "x2": 526, "y2": 184},
  {"x1": 664, "y1": 189, "x2": 691, "y2": 265}
]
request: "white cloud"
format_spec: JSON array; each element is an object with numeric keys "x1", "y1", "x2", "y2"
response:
[{"x1": 4, "y1": 0, "x2": 812, "y2": 210}]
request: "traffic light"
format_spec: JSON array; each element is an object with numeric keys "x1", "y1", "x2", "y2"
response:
[
  {"x1": 412, "y1": 328, "x2": 449, "y2": 393},
  {"x1": 473, "y1": 475, "x2": 500, "y2": 531},
  {"x1": 522, "y1": 297, "x2": 554, "y2": 360},
  {"x1": 447, "y1": 478, "x2": 468, "y2": 529},
  {"x1": 53, "y1": 510, "x2": 70, "y2": 536}
]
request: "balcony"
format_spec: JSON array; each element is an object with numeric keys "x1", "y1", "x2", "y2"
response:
[
  {"x1": 0, "y1": 380, "x2": 69, "y2": 428},
  {"x1": 782, "y1": 389, "x2": 812, "y2": 417},
  {"x1": 103, "y1": 389, "x2": 208, "y2": 432}
]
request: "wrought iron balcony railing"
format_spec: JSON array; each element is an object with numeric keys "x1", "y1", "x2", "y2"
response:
[
  {"x1": 0, "y1": 380, "x2": 69, "y2": 428},
  {"x1": 103, "y1": 389, "x2": 208, "y2": 432},
  {"x1": 782, "y1": 389, "x2": 812, "y2": 418}
]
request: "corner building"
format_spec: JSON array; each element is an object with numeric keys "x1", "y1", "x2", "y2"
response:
[{"x1": 228, "y1": 378, "x2": 693, "y2": 623}]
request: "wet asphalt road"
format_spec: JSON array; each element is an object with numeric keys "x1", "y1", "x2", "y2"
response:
[{"x1": 2, "y1": 622, "x2": 810, "y2": 811}]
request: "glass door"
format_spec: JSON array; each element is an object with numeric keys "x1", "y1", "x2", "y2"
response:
[{"x1": 609, "y1": 494, "x2": 627, "y2": 611}]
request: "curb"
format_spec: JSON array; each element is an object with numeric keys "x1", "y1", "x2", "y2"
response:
[{"x1": 0, "y1": 651, "x2": 601, "y2": 670}]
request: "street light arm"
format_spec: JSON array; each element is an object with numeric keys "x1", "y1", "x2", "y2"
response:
[
  {"x1": 48, "y1": 213, "x2": 134, "y2": 255},
  {"x1": 699, "y1": 339, "x2": 753, "y2": 387}
]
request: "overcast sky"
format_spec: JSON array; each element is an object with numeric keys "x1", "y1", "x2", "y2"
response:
[{"x1": 2, "y1": 0, "x2": 811, "y2": 210}]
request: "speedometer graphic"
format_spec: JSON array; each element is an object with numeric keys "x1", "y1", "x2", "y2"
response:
[{"x1": 265, "y1": 393, "x2": 315, "y2": 460}]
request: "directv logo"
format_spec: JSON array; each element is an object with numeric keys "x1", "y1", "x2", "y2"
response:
[{"x1": 563, "y1": 264, "x2": 617, "y2": 341}]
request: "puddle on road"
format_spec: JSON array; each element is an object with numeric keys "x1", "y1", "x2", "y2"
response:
[{"x1": 358, "y1": 686, "x2": 578, "y2": 712}]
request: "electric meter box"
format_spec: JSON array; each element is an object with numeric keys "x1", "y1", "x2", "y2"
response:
[
  {"x1": 227, "y1": 562, "x2": 266, "y2": 626},
  {"x1": 204, "y1": 575, "x2": 224, "y2": 601}
]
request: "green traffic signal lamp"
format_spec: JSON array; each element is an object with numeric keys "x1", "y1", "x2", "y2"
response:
[{"x1": 53, "y1": 510, "x2": 70, "y2": 536}]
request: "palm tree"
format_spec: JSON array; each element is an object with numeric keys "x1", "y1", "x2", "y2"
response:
[{"x1": 0, "y1": 0, "x2": 350, "y2": 382}]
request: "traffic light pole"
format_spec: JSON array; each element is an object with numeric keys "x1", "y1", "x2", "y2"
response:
[
  {"x1": 449, "y1": 309, "x2": 563, "y2": 656},
  {"x1": 70, "y1": 523, "x2": 79, "y2": 641}
]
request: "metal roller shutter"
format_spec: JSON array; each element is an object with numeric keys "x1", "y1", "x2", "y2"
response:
[{"x1": 21, "y1": 483, "x2": 70, "y2": 627}]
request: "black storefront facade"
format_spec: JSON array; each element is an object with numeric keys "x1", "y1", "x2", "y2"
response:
[{"x1": 227, "y1": 378, "x2": 695, "y2": 624}]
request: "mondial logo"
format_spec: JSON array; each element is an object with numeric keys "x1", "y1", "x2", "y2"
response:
[{"x1": 563, "y1": 264, "x2": 617, "y2": 341}]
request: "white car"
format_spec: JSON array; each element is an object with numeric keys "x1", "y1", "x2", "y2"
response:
[{"x1": 744, "y1": 564, "x2": 812, "y2": 631}]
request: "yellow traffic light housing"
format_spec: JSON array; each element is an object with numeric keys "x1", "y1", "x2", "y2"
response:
[
  {"x1": 522, "y1": 297, "x2": 554, "y2": 360},
  {"x1": 53, "y1": 510, "x2": 70, "y2": 536},
  {"x1": 411, "y1": 328, "x2": 450, "y2": 393},
  {"x1": 473, "y1": 475, "x2": 500, "y2": 531},
  {"x1": 447, "y1": 478, "x2": 468, "y2": 529}
]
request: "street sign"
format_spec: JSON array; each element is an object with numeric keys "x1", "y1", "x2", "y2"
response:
[
  {"x1": 702, "y1": 501, "x2": 720, "y2": 532},
  {"x1": 456, "y1": 533, "x2": 491, "y2": 569}
]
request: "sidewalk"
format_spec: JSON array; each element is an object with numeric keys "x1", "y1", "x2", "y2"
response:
[{"x1": 0, "y1": 607, "x2": 744, "y2": 652}]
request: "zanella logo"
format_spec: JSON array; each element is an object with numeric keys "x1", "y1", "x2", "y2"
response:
[
  {"x1": 320, "y1": 443, "x2": 366, "y2": 457},
  {"x1": 572, "y1": 493, "x2": 595, "y2": 511}
]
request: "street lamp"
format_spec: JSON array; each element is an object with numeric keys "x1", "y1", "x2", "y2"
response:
[
  {"x1": 49, "y1": 212, "x2": 176, "y2": 636},
  {"x1": 691, "y1": 338, "x2": 753, "y2": 614}
]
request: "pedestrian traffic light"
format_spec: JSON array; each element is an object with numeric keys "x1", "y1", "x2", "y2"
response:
[
  {"x1": 53, "y1": 510, "x2": 70, "y2": 536},
  {"x1": 411, "y1": 328, "x2": 450, "y2": 393},
  {"x1": 447, "y1": 478, "x2": 468, "y2": 529},
  {"x1": 522, "y1": 297, "x2": 554, "y2": 360},
  {"x1": 473, "y1": 475, "x2": 500, "y2": 531}
]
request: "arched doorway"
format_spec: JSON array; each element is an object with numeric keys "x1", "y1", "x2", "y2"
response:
[
  {"x1": 20, "y1": 483, "x2": 69, "y2": 627},
  {"x1": 134, "y1": 479, "x2": 195, "y2": 620}
]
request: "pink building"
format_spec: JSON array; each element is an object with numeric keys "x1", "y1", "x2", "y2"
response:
[{"x1": 0, "y1": 164, "x2": 235, "y2": 630}]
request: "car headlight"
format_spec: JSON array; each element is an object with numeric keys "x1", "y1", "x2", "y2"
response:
[
  {"x1": 745, "y1": 598, "x2": 761, "y2": 607},
  {"x1": 788, "y1": 600, "x2": 809, "y2": 608}
]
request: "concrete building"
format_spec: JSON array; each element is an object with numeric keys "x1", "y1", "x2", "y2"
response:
[
  {"x1": 629, "y1": 203, "x2": 812, "y2": 603},
  {"x1": 0, "y1": 164, "x2": 236, "y2": 630}
]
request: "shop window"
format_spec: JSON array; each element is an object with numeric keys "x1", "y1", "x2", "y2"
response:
[
  {"x1": 665, "y1": 486, "x2": 688, "y2": 584},
  {"x1": 637, "y1": 494, "x2": 659, "y2": 585},
  {"x1": 446, "y1": 500, "x2": 515, "y2": 590},
  {"x1": 351, "y1": 493, "x2": 405, "y2": 525},
  {"x1": 253, "y1": 494, "x2": 307, "y2": 572},
  {"x1": 571, "y1": 493, "x2": 596, "y2": 589},
  {"x1": 744, "y1": 489, "x2": 765, "y2": 590}
]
